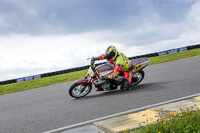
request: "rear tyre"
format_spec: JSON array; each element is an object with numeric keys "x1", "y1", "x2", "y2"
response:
[
  {"x1": 69, "y1": 83, "x2": 92, "y2": 98},
  {"x1": 131, "y1": 70, "x2": 145, "y2": 86}
]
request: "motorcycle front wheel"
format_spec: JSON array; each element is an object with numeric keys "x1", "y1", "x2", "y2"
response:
[{"x1": 69, "y1": 83, "x2": 92, "y2": 98}]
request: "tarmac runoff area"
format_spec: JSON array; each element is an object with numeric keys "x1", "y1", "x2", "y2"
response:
[{"x1": 44, "y1": 94, "x2": 200, "y2": 133}]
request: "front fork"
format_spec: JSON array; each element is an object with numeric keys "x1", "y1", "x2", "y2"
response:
[{"x1": 75, "y1": 77, "x2": 92, "y2": 93}]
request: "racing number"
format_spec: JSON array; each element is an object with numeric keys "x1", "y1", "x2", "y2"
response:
[{"x1": 134, "y1": 63, "x2": 143, "y2": 71}]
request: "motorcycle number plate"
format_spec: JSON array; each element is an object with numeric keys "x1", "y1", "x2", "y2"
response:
[{"x1": 88, "y1": 67, "x2": 95, "y2": 77}]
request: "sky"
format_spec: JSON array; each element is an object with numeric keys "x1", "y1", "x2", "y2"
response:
[{"x1": 0, "y1": 0, "x2": 200, "y2": 81}]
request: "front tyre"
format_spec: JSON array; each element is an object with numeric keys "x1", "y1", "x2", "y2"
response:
[
  {"x1": 69, "y1": 83, "x2": 92, "y2": 98},
  {"x1": 131, "y1": 70, "x2": 145, "y2": 86}
]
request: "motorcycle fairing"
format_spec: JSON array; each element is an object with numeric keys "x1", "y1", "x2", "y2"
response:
[
  {"x1": 96, "y1": 63, "x2": 114, "y2": 76},
  {"x1": 131, "y1": 57, "x2": 149, "y2": 72}
]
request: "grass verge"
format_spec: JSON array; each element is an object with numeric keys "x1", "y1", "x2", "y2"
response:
[
  {"x1": 130, "y1": 106, "x2": 200, "y2": 133},
  {"x1": 0, "y1": 48, "x2": 200, "y2": 95}
]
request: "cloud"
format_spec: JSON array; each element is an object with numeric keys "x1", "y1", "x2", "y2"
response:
[
  {"x1": 0, "y1": 31, "x2": 155, "y2": 81},
  {"x1": 2, "y1": 0, "x2": 194, "y2": 35},
  {"x1": 1, "y1": 0, "x2": 200, "y2": 81}
]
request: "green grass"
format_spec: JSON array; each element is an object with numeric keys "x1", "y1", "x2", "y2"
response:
[
  {"x1": 0, "y1": 70, "x2": 87, "y2": 95},
  {"x1": 149, "y1": 48, "x2": 200, "y2": 66},
  {"x1": 0, "y1": 48, "x2": 200, "y2": 95},
  {"x1": 130, "y1": 106, "x2": 200, "y2": 133}
]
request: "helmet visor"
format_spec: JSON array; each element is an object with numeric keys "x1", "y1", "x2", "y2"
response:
[{"x1": 105, "y1": 51, "x2": 116, "y2": 60}]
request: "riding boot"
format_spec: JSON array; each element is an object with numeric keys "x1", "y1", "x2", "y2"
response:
[{"x1": 124, "y1": 80, "x2": 132, "y2": 91}]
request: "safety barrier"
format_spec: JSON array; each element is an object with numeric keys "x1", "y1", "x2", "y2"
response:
[{"x1": 0, "y1": 43, "x2": 200, "y2": 85}]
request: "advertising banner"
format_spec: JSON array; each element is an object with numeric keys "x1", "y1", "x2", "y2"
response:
[
  {"x1": 158, "y1": 47, "x2": 187, "y2": 56},
  {"x1": 16, "y1": 74, "x2": 41, "y2": 83}
]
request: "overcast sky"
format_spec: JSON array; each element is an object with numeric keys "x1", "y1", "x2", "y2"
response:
[{"x1": 0, "y1": 0, "x2": 200, "y2": 81}]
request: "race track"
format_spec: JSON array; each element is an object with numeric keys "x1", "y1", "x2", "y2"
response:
[{"x1": 0, "y1": 56, "x2": 200, "y2": 133}]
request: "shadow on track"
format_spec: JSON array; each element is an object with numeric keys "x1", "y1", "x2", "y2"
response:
[{"x1": 71, "y1": 81, "x2": 174, "y2": 100}]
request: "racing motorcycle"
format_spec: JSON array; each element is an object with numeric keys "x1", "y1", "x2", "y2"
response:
[{"x1": 69, "y1": 57, "x2": 150, "y2": 98}]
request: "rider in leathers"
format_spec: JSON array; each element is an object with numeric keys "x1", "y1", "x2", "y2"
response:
[{"x1": 92, "y1": 46, "x2": 134, "y2": 91}]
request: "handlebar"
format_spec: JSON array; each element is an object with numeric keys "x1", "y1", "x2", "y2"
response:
[
  {"x1": 87, "y1": 57, "x2": 95, "y2": 65},
  {"x1": 87, "y1": 57, "x2": 91, "y2": 60}
]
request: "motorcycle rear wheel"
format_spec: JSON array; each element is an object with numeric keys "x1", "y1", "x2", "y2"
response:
[
  {"x1": 69, "y1": 83, "x2": 92, "y2": 98},
  {"x1": 131, "y1": 70, "x2": 145, "y2": 86}
]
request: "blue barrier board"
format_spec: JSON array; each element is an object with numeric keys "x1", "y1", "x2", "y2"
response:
[
  {"x1": 158, "y1": 47, "x2": 187, "y2": 56},
  {"x1": 16, "y1": 74, "x2": 41, "y2": 83}
]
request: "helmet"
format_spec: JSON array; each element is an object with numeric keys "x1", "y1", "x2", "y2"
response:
[{"x1": 104, "y1": 46, "x2": 118, "y2": 62}]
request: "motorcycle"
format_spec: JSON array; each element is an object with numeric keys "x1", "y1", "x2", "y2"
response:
[{"x1": 69, "y1": 57, "x2": 150, "y2": 98}]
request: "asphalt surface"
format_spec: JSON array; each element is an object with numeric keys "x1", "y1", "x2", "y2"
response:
[{"x1": 0, "y1": 56, "x2": 200, "y2": 133}]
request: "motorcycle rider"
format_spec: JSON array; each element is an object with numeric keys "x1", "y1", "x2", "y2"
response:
[{"x1": 91, "y1": 46, "x2": 134, "y2": 91}]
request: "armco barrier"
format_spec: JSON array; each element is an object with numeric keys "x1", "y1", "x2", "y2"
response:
[{"x1": 0, "y1": 44, "x2": 199, "y2": 85}]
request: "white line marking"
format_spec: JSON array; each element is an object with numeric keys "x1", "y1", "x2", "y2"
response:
[{"x1": 43, "y1": 93, "x2": 200, "y2": 133}]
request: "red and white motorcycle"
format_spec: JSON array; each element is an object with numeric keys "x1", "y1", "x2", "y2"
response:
[{"x1": 69, "y1": 57, "x2": 149, "y2": 98}]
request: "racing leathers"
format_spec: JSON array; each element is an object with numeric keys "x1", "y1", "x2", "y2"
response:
[{"x1": 96, "y1": 52, "x2": 134, "y2": 90}]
